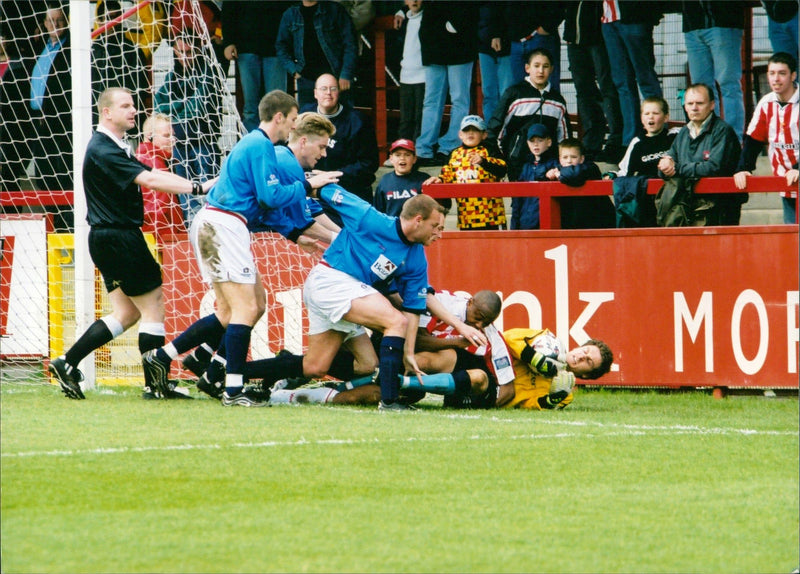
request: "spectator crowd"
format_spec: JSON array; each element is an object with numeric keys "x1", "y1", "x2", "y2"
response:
[
  {"x1": 0, "y1": 0, "x2": 795, "y2": 409},
  {"x1": 1, "y1": 0, "x2": 798, "y2": 230}
]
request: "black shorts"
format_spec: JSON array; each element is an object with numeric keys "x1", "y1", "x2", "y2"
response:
[
  {"x1": 443, "y1": 349, "x2": 498, "y2": 410},
  {"x1": 89, "y1": 227, "x2": 162, "y2": 296},
  {"x1": 442, "y1": 379, "x2": 498, "y2": 410}
]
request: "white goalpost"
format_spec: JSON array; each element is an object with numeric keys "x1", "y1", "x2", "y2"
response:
[{"x1": 1, "y1": 0, "x2": 318, "y2": 390}]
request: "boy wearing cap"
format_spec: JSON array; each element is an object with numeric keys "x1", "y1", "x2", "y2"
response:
[
  {"x1": 431, "y1": 114, "x2": 508, "y2": 230},
  {"x1": 512, "y1": 122, "x2": 559, "y2": 229},
  {"x1": 372, "y1": 138, "x2": 444, "y2": 216},
  {"x1": 374, "y1": 138, "x2": 439, "y2": 216}
]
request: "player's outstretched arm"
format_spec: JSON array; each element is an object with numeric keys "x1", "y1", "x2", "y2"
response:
[{"x1": 135, "y1": 169, "x2": 214, "y2": 196}]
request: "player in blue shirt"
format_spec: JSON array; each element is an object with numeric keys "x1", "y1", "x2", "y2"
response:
[
  {"x1": 142, "y1": 92, "x2": 340, "y2": 406},
  {"x1": 257, "y1": 113, "x2": 341, "y2": 246},
  {"x1": 244, "y1": 189, "x2": 447, "y2": 410}
]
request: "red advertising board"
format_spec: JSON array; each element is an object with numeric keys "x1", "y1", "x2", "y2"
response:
[{"x1": 162, "y1": 226, "x2": 799, "y2": 389}]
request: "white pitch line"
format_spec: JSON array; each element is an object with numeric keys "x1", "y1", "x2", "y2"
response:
[{"x1": 2, "y1": 423, "x2": 796, "y2": 459}]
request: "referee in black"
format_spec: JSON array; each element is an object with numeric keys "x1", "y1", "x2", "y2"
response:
[{"x1": 49, "y1": 87, "x2": 214, "y2": 400}]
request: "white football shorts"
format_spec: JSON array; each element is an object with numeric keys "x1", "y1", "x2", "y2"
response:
[
  {"x1": 303, "y1": 263, "x2": 377, "y2": 337},
  {"x1": 189, "y1": 206, "x2": 257, "y2": 285}
]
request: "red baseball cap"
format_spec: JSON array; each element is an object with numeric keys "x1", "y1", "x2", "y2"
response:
[{"x1": 389, "y1": 139, "x2": 416, "y2": 154}]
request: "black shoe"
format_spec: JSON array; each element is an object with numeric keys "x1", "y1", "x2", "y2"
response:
[
  {"x1": 434, "y1": 151, "x2": 451, "y2": 164},
  {"x1": 142, "y1": 350, "x2": 171, "y2": 397},
  {"x1": 596, "y1": 144, "x2": 626, "y2": 164},
  {"x1": 416, "y1": 156, "x2": 439, "y2": 168},
  {"x1": 49, "y1": 357, "x2": 85, "y2": 400},
  {"x1": 197, "y1": 363, "x2": 225, "y2": 399},
  {"x1": 181, "y1": 351, "x2": 210, "y2": 378},
  {"x1": 221, "y1": 387, "x2": 271, "y2": 407},
  {"x1": 142, "y1": 382, "x2": 192, "y2": 400}
]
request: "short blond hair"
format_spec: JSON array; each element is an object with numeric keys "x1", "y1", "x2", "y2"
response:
[
  {"x1": 97, "y1": 86, "x2": 130, "y2": 116},
  {"x1": 141, "y1": 112, "x2": 172, "y2": 142},
  {"x1": 288, "y1": 112, "x2": 336, "y2": 143}
]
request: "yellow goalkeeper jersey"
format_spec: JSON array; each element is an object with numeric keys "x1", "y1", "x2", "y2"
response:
[{"x1": 501, "y1": 328, "x2": 574, "y2": 410}]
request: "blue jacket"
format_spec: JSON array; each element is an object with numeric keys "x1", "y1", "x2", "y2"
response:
[
  {"x1": 276, "y1": 2, "x2": 358, "y2": 81},
  {"x1": 511, "y1": 151, "x2": 559, "y2": 230}
]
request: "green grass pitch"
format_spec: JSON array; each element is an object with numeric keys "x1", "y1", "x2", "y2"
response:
[{"x1": 2, "y1": 381, "x2": 798, "y2": 573}]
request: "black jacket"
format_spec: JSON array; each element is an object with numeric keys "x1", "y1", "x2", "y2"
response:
[
  {"x1": 419, "y1": 1, "x2": 478, "y2": 66},
  {"x1": 221, "y1": 1, "x2": 287, "y2": 57},
  {"x1": 563, "y1": 1, "x2": 605, "y2": 46},
  {"x1": 681, "y1": 1, "x2": 746, "y2": 32}
]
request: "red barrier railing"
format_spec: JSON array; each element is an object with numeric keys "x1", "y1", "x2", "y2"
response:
[
  {"x1": 422, "y1": 176, "x2": 798, "y2": 229},
  {"x1": 2, "y1": 177, "x2": 795, "y2": 227}
]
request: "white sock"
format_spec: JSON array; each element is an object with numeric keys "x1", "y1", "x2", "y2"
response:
[
  {"x1": 270, "y1": 388, "x2": 338, "y2": 405},
  {"x1": 224, "y1": 374, "x2": 243, "y2": 395},
  {"x1": 163, "y1": 342, "x2": 179, "y2": 360}
]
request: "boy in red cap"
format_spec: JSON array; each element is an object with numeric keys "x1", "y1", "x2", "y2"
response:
[{"x1": 373, "y1": 138, "x2": 447, "y2": 215}]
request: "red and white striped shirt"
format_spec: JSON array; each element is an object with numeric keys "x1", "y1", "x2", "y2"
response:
[
  {"x1": 746, "y1": 87, "x2": 800, "y2": 198},
  {"x1": 601, "y1": 0, "x2": 621, "y2": 24}
]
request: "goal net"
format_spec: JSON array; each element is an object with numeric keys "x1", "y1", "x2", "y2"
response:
[{"x1": 1, "y1": 0, "x2": 319, "y2": 390}]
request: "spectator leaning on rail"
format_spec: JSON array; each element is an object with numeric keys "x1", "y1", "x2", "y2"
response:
[
  {"x1": 734, "y1": 51, "x2": 799, "y2": 224},
  {"x1": 657, "y1": 83, "x2": 744, "y2": 226}
]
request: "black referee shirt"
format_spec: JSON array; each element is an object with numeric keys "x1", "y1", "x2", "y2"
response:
[{"x1": 82, "y1": 130, "x2": 151, "y2": 227}]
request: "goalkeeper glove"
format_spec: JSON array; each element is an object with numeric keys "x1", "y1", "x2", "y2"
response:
[
  {"x1": 530, "y1": 351, "x2": 564, "y2": 378},
  {"x1": 549, "y1": 370, "x2": 575, "y2": 397}
]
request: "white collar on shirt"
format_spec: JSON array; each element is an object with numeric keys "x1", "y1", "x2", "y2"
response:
[{"x1": 97, "y1": 124, "x2": 132, "y2": 154}]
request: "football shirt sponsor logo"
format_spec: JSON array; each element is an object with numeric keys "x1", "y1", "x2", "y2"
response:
[{"x1": 370, "y1": 254, "x2": 397, "y2": 279}]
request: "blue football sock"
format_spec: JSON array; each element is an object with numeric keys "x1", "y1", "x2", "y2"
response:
[
  {"x1": 336, "y1": 373, "x2": 375, "y2": 392},
  {"x1": 400, "y1": 373, "x2": 456, "y2": 395},
  {"x1": 378, "y1": 336, "x2": 404, "y2": 403},
  {"x1": 224, "y1": 323, "x2": 252, "y2": 381},
  {"x1": 171, "y1": 314, "x2": 225, "y2": 355},
  {"x1": 244, "y1": 353, "x2": 304, "y2": 385}
]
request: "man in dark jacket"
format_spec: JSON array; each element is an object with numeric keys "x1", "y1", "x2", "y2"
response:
[
  {"x1": 658, "y1": 83, "x2": 744, "y2": 225},
  {"x1": 477, "y1": 2, "x2": 513, "y2": 122},
  {"x1": 302, "y1": 73, "x2": 379, "y2": 213},
  {"x1": 414, "y1": 1, "x2": 479, "y2": 164},
  {"x1": 500, "y1": 2, "x2": 564, "y2": 89},
  {"x1": 276, "y1": 1, "x2": 358, "y2": 107}
]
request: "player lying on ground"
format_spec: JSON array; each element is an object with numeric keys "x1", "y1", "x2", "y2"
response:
[
  {"x1": 237, "y1": 190, "x2": 486, "y2": 411},
  {"x1": 406, "y1": 290, "x2": 613, "y2": 409},
  {"x1": 267, "y1": 288, "x2": 495, "y2": 406},
  {"x1": 267, "y1": 291, "x2": 613, "y2": 410}
]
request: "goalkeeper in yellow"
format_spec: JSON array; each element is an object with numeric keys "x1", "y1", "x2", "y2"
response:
[
  {"x1": 498, "y1": 328, "x2": 612, "y2": 410},
  {"x1": 403, "y1": 326, "x2": 613, "y2": 410}
]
